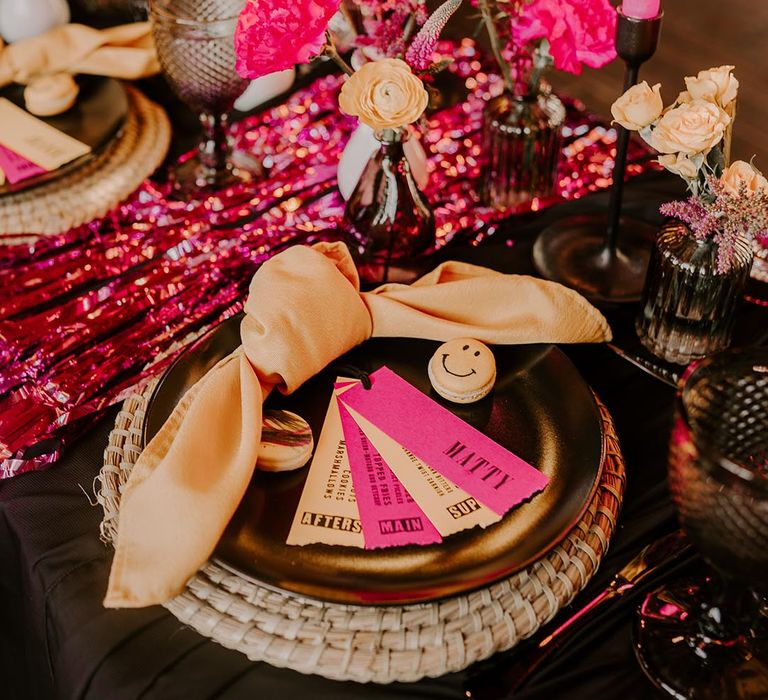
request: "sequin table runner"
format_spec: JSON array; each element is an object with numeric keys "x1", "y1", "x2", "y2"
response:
[{"x1": 0, "y1": 41, "x2": 655, "y2": 477}]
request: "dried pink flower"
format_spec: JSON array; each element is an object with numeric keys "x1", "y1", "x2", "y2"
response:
[
  {"x1": 405, "y1": 0, "x2": 462, "y2": 70},
  {"x1": 660, "y1": 177, "x2": 768, "y2": 273},
  {"x1": 350, "y1": 0, "x2": 427, "y2": 59},
  {"x1": 511, "y1": 0, "x2": 617, "y2": 75},
  {"x1": 235, "y1": 0, "x2": 341, "y2": 80}
]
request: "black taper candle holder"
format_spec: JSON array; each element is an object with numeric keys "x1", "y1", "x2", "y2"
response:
[{"x1": 532, "y1": 9, "x2": 663, "y2": 305}]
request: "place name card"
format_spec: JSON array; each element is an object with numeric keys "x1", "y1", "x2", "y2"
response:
[
  {"x1": 0, "y1": 98, "x2": 90, "y2": 172},
  {"x1": 340, "y1": 402, "x2": 501, "y2": 537},
  {"x1": 336, "y1": 367, "x2": 549, "y2": 516}
]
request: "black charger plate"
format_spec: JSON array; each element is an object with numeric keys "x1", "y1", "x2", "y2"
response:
[
  {"x1": 143, "y1": 315, "x2": 604, "y2": 605},
  {"x1": 0, "y1": 75, "x2": 128, "y2": 196}
]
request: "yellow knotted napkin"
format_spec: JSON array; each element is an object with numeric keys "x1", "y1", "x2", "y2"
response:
[
  {"x1": 0, "y1": 22, "x2": 159, "y2": 88},
  {"x1": 105, "y1": 242, "x2": 610, "y2": 607}
]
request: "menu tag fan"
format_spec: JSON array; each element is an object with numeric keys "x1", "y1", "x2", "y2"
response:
[
  {"x1": 336, "y1": 367, "x2": 549, "y2": 516},
  {"x1": 0, "y1": 144, "x2": 45, "y2": 184},
  {"x1": 286, "y1": 390, "x2": 364, "y2": 548},
  {"x1": 0, "y1": 98, "x2": 90, "y2": 172},
  {"x1": 340, "y1": 400, "x2": 501, "y2": 536},
  {"x1": 337, "y1": 400, "x2": 442, "y2": 549}
]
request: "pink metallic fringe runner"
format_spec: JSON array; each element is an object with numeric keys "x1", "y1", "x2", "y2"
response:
[{"x1": 0, "y1": 41, "x2": 654, "y2": 477}]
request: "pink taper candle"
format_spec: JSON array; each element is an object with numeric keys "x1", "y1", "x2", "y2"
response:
[{"x1": 622, "y1": 0, "x2": 661, "y2": 19}]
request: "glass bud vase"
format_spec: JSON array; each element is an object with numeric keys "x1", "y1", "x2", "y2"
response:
[
  {"x1": 343, "y1": 127, "x2": 435, "y2": 285},
  {"x1": 636, "y1": 220, "x2": 754, "y2": 365},
  {"x1": 481, "y1": 87, "x2": 565, "y2": 210}
]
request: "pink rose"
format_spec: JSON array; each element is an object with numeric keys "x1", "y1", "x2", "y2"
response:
[
  {"x1": 235, "y1": 0, "x2": 341, "y2": 80},
  {"x1": 512, "y1": 0, "x2": 617, "y2": 75}
]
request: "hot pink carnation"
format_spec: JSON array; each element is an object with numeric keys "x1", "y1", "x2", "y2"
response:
[
  {"x1": 235, "y1": 0, "x2": 341, "y2": 79},
  {"x1": 512, "y1": 0, "x2": 617, "y2": 75}
]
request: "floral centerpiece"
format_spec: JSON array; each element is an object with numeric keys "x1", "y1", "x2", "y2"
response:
[
  {"x1": 235, "y1": 0, "x2": 459, "y2": 138},
  {"x1": 475, "y1": 0, "x2": 617, "y2": 208},
  {"x1": 478, "y1": 0, "x2": 617, "y2": 94},
  {"x1": 332, "y1": 0, "x2": 463, "y2": 202},
  {"x1": 234, "y1": 0, "x2": 461, "y2": 283},
  {"x1": 335, "y1": 2, "x2": 465, "y2": 284},
  {"x1": 611, "y1": 66, "x2": 766, "y2": 363}
]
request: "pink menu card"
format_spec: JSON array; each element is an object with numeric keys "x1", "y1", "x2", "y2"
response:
[
  {"x1": 0, "y1": 144, "x2": 46, "y2": 184},
  {"x1": 338, "y1": 401, "x2": 442, "y2": 549}
]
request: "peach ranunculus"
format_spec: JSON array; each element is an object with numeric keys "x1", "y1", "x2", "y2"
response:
[
  {"x1": 650, "y1": 99, "x2": 731, "y2": 155},
  {"x1": 684, "y1": 65, "x2": 739, "y2": 107},
  {"x1": 338, "y1": 58, "x2": 429, "y2": 131},
  {"x1": 657, "y1": 153, "x2": 700, "y2": 180},
  {"x1": 720, "y1": 160, "x2": 768, "y2": 196},
  {"x1": 610, "y1": 81, "x2": 663, "y2": 131}
]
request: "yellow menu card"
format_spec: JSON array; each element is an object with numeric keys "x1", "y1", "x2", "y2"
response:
[{"x1": 0, "y1": 98, "x2": 90, "y2": 171}]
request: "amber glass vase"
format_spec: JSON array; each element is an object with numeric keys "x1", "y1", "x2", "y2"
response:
[
  {"x1": 343, "y1": 128, "x2": 435, "y2": 285},
  {"x1": 481, "y1": 86, "x2": 565, "y2": 210}
]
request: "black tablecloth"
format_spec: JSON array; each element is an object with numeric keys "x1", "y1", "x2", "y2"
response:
[
  {"x1": 0, "y1": 154, "x2": 711, "y2": 699},
  {"x1": 19, "y1": 44, "x2": 768, "y2": 695}
]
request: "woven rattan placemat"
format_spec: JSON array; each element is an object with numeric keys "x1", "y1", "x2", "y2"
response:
[
  {"x1": 97, "y1": 379, "x2": 625, "y2": 684},
  {"x1": 0, "y1": 86, "x2": 170, "y2": 238}
]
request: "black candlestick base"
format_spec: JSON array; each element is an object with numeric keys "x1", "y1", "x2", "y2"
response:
[
  {"x1": 532, "y1": 8, "x2": 663, "y2": 306},
  {"x1": 532, "y1": 214, "x2": 657, "y2": 305}
]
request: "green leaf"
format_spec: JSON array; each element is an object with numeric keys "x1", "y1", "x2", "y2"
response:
[{"x1": 427, "y1": 58, "x2": 455, "y2": 75}]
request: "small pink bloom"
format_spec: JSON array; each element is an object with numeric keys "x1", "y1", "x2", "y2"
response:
[
  {"x1": 512, "y1": 0, "x2": 617, "y2": 75},
  {"x1": 235, "y1": 0, "x2": 341, "y2": 80},
  {"x1": 405, "y1": 0, "x2": 462, "y2": 70},
  {"x1": 350, "y1": 0, "x2": 427, "y2": 59}
]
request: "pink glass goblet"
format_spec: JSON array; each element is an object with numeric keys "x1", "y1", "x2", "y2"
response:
[
  {"x1": 634, "y1": 348, "x2": 768, "y2": 699},
  {"x1": 149, "y1": 0, "x2": 251, "y2": 197}
]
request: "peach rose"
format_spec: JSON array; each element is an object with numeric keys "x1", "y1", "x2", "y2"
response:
[
  {"x1": 685, "y1": 65, "x2": 739, "y2": 107},
  {"x1": 610, "y1": 81, "x2": 663, "y2": 130},
  {"x1": 720, "y1": 160, "x2": 768, "y2": 196},
  {"x1": 338, "y1": 58, "x2": 429, "y2": 131},
  {"x1": 657, "y1": 153, "x2": 699, "y2": 180},
  {"x1": 650, "y1": 99, "x2": 731, "y2": 155}
]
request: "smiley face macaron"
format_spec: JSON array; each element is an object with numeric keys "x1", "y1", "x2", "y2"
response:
[
  {"x1": 258, "y1": 409, "x2": 314, "y2": 472},
  {"x1": 428, "y1": 338, "x2": 496, "y2": 404},
  {"x1": 24, "y1": 73, "x2": 79, "y2": 116}
]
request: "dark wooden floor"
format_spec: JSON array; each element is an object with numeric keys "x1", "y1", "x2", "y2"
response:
[{"x1": 450, "y1": 0, "x2": 768, "y2": 167}]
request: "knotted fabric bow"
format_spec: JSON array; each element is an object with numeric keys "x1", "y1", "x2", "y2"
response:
[
  {"x1": 0, "y1": 23, "x2": 159, "y2": 88},
  {"x1": 105, "y1": 243, "x2": 610, "y2": 607}
]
